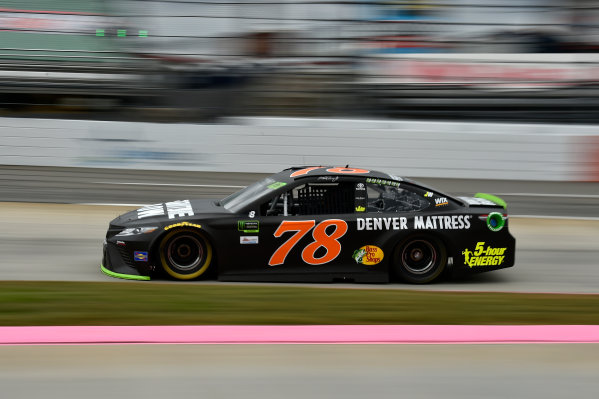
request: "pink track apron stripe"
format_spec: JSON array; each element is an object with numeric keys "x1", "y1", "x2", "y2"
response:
[{"x1": 1, "y1": 325, "x2": 599, "y2": 345}]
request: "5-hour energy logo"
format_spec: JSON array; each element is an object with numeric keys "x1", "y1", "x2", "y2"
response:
[{"x1": 462, "y1": 242, "x2": 507, "y2": 267}]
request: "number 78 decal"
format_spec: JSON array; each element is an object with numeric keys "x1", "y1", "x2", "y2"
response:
[{"x1": 268, "y1": 219, "x2": 349, "y2": 266}]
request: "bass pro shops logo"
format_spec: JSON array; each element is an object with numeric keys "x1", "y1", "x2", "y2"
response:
[
  {"x1": 352, "y1": 245, "x2": 384, "y2": 265},
  {"x1": 462, "y1": 241, "x2": 507, "y2": 268}
]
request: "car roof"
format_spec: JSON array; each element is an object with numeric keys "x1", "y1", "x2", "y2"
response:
[
  {"x1": 268, "y1": 166, "x2": 457, "y2": 202},
  {"x1": 273, "y1": 166, "x2": 401, "y2": 183}
]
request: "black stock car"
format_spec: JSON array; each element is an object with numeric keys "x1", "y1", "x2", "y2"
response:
[{"x1": 102, "y1": 166, "x2": 515, "y2": 284}]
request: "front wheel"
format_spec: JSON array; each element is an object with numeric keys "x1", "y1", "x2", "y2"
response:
[
  {"x1": 159, "y1": 228, "x2": 213, "y2": 280},
  {"x1": 393, "y1": 237, "x2": 446, "y2": 284}
]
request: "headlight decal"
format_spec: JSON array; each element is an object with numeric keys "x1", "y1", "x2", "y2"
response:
[{"x1": 115, "y1": 227, "x2": 158, "y2": 236}]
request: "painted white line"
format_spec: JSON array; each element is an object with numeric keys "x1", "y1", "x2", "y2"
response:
[
  {"x1": 3, "y1": 325, "x2": 599, "y2": 345},
  {"x1": 93, "y1": 181, "x2": 246, "y2": 189},
  {"x1": 497, "y1": 193, "x2": 599, "y2": 199}
]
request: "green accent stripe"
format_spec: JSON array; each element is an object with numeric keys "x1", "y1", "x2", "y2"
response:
[
  {"x1": 474, "y1": 193, "x2": 507, "y2": 209},
  {"x1": 101, "y1": 264, "x2": 150, "y2": 281}
]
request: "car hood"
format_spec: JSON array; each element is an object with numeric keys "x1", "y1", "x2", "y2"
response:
[{"x1": 111, "y1": 199, "x2": 230, "y2": 226}]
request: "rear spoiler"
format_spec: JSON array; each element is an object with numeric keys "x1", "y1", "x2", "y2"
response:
[{"x1": 457, "y1": 193, "x2": 507, "y2": 209}]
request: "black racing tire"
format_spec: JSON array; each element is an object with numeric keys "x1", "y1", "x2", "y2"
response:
[
  {"x1": 393, "y1": 236, "x2": 447, "y2": 284},
  {"x1": 159, "y1": 228, "x2": 213, "y2": 280}
]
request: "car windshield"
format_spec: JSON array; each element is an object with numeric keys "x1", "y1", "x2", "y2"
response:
[{"x1": 221, "y1": 177, "x2": 275, "y2": 212}]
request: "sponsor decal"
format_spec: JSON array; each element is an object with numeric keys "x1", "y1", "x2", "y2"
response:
[
  {"x1": 267, "y1": 182, "x2": 287, "y2": 190},
  {"x1": 240, "y1": 236, "x2": 259, "y2": 245},
  {"x1": 355, "y1": 189, "x2": 367, "y2": 211},
  {"x1": 134, "y1": 251, "x2": 148, "y2": 262},
  {"x1": 485, "y1": 212, "x2": 506, "y2": 232},
  {"x1": 318, "y1": 176, "x2": 339, "y2": 182},
  {"x1": 366, "y1": 178, "x2": 400, "y2": 187},
  {"x1": 137, "y1": 200, "x2": 194, "y2": 219},
  {"x1": 166, "y1": 200, "x2": 194, "y2": 219},
  {"x1": 462, "y1": 242, "x2": 507, "y2": 268},
  {"x1": 435, "y1": 197, "x2": 449, "y2": 207},
  {"x1": 137, "y1": 203, "x2": 164, "y2": 219},
  {"x1": 414, "y1": 215, "x2": 471, "y2": 230},
  {"x1": 357, "y1": 215, "x2": 472, "y2": 231},
  {"x1": 424, "y1": 192, "x2": 433, "y2": 198},
  {"x1": 238, "y1": 220, "x2": 259, "y2": 233},
  {"x1": 352, "y1": 245, "x2": 384, "y2": 265},
  {"x1": 249, "y1": 211, "x2": 256, "y2": 218},
  {"x1": 164, "y1": 222, "x2": 202, "y2": 231},
  {"x1": 358, "y1": 217, "x2": 408, "y2": 231}
]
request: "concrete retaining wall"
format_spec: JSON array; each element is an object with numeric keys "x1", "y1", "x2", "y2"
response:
[{"x1": 1, "y1": 117, "x2": 597, "y2": 181}]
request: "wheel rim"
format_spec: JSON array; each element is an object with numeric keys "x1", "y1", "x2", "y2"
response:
[
  {"x1": 401, "y1": 239, "x2": 437, "y2": 275},
  {"x1": 166, "y1": 234, "x2": 204, "y2": 271}
]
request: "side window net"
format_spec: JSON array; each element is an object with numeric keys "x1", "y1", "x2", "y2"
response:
[{"x1": 264, "y1": 182, "x2": 354, "y2": 216}]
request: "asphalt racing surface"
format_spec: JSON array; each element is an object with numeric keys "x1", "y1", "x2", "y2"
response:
[
  {"x1": 1, "y1": 165, "x2": 598, "y2": 293},
  {"x1": 2, "y1": 344, "x2": 599, "y2": 399},
  {"x1": 2, "y1": 166, "x2": 599, "y2": 399}
]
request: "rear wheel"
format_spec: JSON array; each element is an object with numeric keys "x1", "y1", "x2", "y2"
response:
[
  {"x1": 394, "y1": 236, "x2": 446, "y2": 284},
  {"x1": 159, "y1": 228, "x2": 213, "y2": 280}
]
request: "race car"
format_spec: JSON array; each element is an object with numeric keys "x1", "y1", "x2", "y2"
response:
[{"x1": 101, "y1": 166, "x2": 515, "y2": 284}]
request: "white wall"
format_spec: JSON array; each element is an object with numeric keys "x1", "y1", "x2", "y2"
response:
[{"x1": 0, "y1": 116, "x2": 597, "y2": 181}]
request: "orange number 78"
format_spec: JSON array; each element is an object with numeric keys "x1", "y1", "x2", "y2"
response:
[{"x1": 268, "y1": 219, "x2": 349, "y2": 266}]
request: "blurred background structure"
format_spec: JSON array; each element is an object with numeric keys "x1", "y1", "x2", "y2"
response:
[{"x1": 2, "y1": 0, "x2": 599, "y2": 123}]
